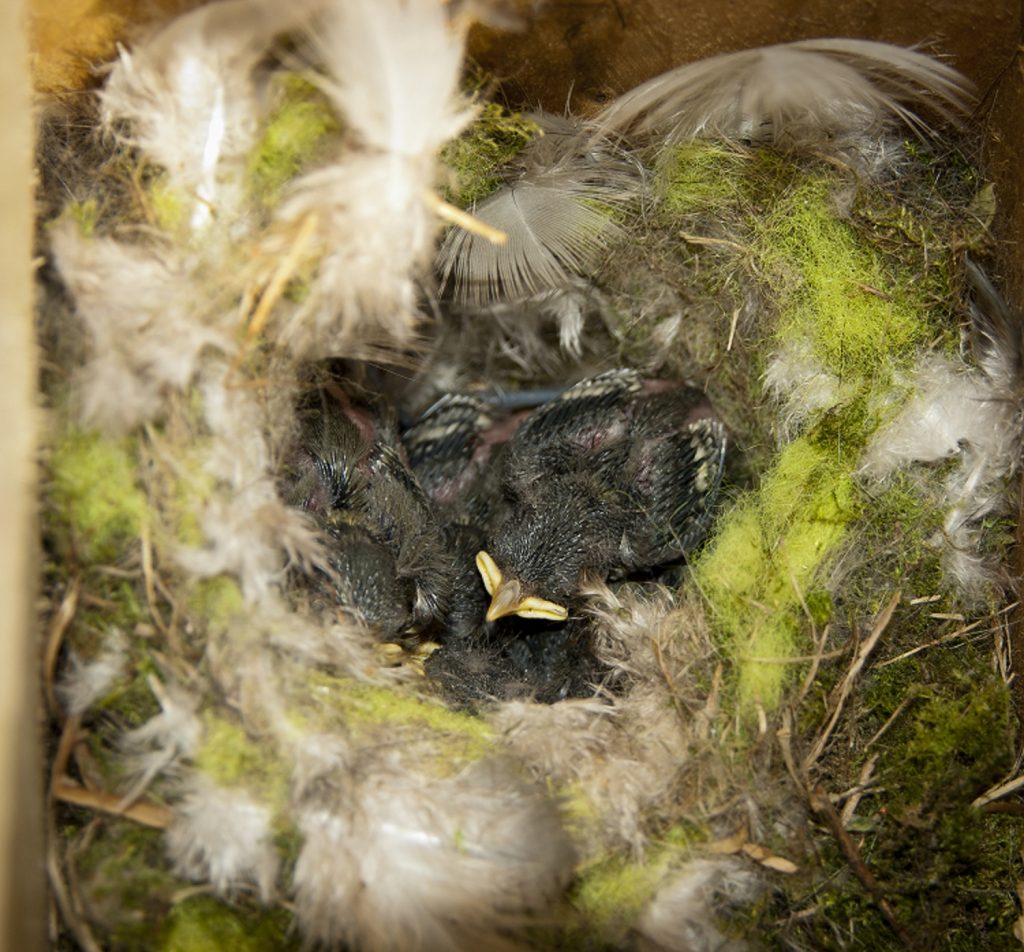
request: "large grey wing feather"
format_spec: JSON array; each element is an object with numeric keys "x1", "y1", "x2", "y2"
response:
[{"x1": 593, "y1": 39, "x2": 973, "y2": 147}]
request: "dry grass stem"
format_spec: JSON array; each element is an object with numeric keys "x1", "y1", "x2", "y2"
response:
[
  {"x1": 424, "y1": 189, "x2": 508, "y2": 245},
  {"x1": 864, "y1": 694, "x2": 920, "y2": 750},
  {"x1": 52, "y1": 781, "x2": 173, "y2": 829},
  {"x1": 678, "y1": 232, "x2": 750, "y2": 254},
  {"x1": 878, "y1": 618, "x2": 984, "y2": 667},
  {"x1": 247, "y1": 210, "x2": 320, "y2": 340},
  {"x1": 44, "y1": 576, "x2": 81, "y2": 716},
  {"x1": 840, "y1": 753, "x2": 880, "y2": 825},
  {"x1": 804, "y1": 591, "x2": 901, "y2": 772},
  {"x1": 972, "y1": 772, "x2": 1024, "y2": 808},
  {"x1": 46, "y1": 819, "x2": 103, "y2": 952},
  {"x1": 726, "y1": 306, "x2": 740, "y2": 351}
]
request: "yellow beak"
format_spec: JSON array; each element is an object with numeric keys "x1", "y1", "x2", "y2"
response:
[{"x1": 475, "y1": 550, "x2": 569, "y2": 623}]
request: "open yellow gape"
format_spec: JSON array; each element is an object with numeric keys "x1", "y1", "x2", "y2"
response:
[{"x1": 475, "y1": 549, "x2": 569, "y2": 622}]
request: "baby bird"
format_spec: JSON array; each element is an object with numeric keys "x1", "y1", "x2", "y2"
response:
[
  {"x1": 476, "y1": 369, "x2": 726, "y2": 623},
  {"x1": 403, "y1": 393, "x2": 514, "y2": 640},
  {"x1": 285, "y1": 388, "x2": 455, "y2": 636}
]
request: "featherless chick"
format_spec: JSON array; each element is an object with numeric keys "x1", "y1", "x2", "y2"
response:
[
  {"x1": 477, "y1": 369, "x2": 727, "y2": 623},
  {"x1": 285, "y1": 388, "x2": 455, "y2": 636}
]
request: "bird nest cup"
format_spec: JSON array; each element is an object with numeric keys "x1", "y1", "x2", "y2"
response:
[{"x1": 37, "y1": 2, "x2": 1024, "y2": 949}]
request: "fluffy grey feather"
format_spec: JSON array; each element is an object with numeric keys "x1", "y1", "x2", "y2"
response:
[
  {"x1": 166, "y1": 775, "x2": 279, "y2": 902},
  {"x1": 292, "y1": 756, "x2": 575, "y2": 950},
  {"x1": 593, "y1": 39, "x2": 973, "y2": 148},
  {"x1": 438, "y1": 114, "x2": 642, "y2": 305}
]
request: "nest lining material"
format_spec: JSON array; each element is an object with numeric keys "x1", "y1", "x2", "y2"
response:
[{"x1": 38, "y1": 2, "x2": 1024, "y2": 949}]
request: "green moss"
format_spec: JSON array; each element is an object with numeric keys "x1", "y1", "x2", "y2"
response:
[
  {"x1": 659, "y1": 142, "x2": 752, "y2": 215},
  {"x1": 570, "y1": 831, "x2": 705, "y2": 943},
  {"x1": 49, "y1": 427, "x2": 148, "y2": 564},
  {"x1": 696, "y1": 439, "x2": 858, "y2": 710},
  {"x1": 162, "y1": 895, "x2": 297, "y2": 952},
  {"x1": 65, "y1": 198, "x2": 99, "y2": 237},
  {"x1": 303, "y1": 673, "x2": 494, "y2": 765},
  {"x1": 147, "y1": 174, "x2": 188, "y2": 234},
  {"x1": 248, "y1": 73, "x2": 340, "y2": 208},
  {"x1": 757, "y1": 178, "x2": 937, "y2": 380},
  {"x1": 96, "y1": 653, "x2": 161, "y2": 730},
  {"x1": 187, "y1": 576, "x2": 245, "y2": 632},
  {"x1": 676, "y1": 150, "x2": 962, "y2": 719},
  {"x1": 784, "y1": 643, "x2": 1019, "y2": 951},
  {"x1": 441, "y1": 102, "x2": 542, "y2": 206},
  {"x1": 74, "y1": 822, "x2": 182, "y2": 949},
  {"x1": 886, "y1": 672, "x2": 1011, "y2": 809},
  {"x1": 572, "y1": 852, "x2": 671, "y2": 941},
  {"x1": 194, "y1": 712, "x2": 290, "y2": 810}
]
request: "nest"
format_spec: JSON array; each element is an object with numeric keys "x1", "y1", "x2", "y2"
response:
[{"x1": 37, "y1": 2, "x2": 1024, "y2": 949}]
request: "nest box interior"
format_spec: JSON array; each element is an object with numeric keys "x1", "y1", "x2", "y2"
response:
[{"x1": 5, "y1": 0, "x2": 1024, "y2": 948}]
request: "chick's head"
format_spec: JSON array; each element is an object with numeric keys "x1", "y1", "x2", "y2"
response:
[{"x1": 476, "y1": 477, "x2": 624, "y2": 623}]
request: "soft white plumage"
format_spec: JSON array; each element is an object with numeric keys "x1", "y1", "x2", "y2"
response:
[
  {"x1": 861, "y1": 262, "x2": 1023, "y2": 592},
  {"x1": 269, "y1": 0, "x2": 476, "y2": 355},
  {"x1": 635, "y1": 857, "x2": 759, "y2": 952},
  {"x1": 50, "y1": 223, "x2": 229, "y2": 432},
  {"x1": 56, "y1": 630, "x2": 128, "y2": 718},
  {"x1": 166, "y1": 775, "x2": 280, "y2": 901},
  {"x1": 173, "y1": 363, "x2": 328, "y2": 603},
  {"x1": 120, "y1": 679, "x2": 202, "y2": 804},
  {"x1": 100, "y1": 0, "x2": 316, "y2": 232},
  {"x1": 292, "y1": 757, "x2": 575, "y2": 950}
]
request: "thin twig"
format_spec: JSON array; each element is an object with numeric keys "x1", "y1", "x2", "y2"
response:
[
  {"x1": 50, "y1": 715, "x2": 82, "y2": 797},
  {"x1": 973, "y1": 772, "x2": 1024, "y2": 808},
  {"x1": 804, "y1": 592, "x2": 900, "y2": 772},
  {"x1": 679, "y1": 232, "x2": 750, "y2": 254},
  {"x1": 46, "y1": 816, "x2": 103, "y2": 952},
  {"x1": 139, "y1": 521, "x2": 169, "y2": 638},
  {"x1": 424, "y1": 190, "x2": 507, "y2": 245},
  {"x1": 776, "y1": 710, "x2": 804, "y2": 791},
  {"x1": 877, "y1": 618, "x2": 984, "y2": 667},
  {"x1": 840, "y1": 754, "x2": 880, "y2": 826},
  {"x1": 52, "y1": 781, "x2": 172, "y2": 829},
  {"x1": 810, "y1": 784, "x2": 913, "y2": 948},
  {"x1": 981, "y1": 801, "x2": 1024, "y2": 815},
  {"x1": 865, "y1": 694, "x2": 921, "y2": 750},
  {"x1": 726, "y1": 307, "x2": 740, "y2": 352},
  {"x1": 797, "y1": 624, "x2": 837, "y2": 707},
  {"x1": 651, "y1": 636, "x2": 688, "y2": 724},
  {"x1": 246, "y1": 210, "x2": 319, "y2": 340},
  {"x1": 44, "y1": 576, "x2": 81, "y2": 717}
]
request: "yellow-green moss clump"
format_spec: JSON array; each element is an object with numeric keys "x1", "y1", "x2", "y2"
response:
[
  {"x1": 696, "y1": 439, "x2": 857, "y2": 710},
  {"x1": 49, "y1": 427, "x2": 148, "y2": 564},
  {"x1": 187, "y1": 576, "x2": 245, "y2": 632},
  {"x1": 194, "y1": 712, "x2": 291, "y2": 811},
  {"x1": 570, "y1": 826, "x2": 705, "y2": 944},
  {"x1": 248, "y1": 73, "x2": 340, "y2": 209},
  {"x1": 659, "y1": 142, "x2": 752, "y2": 216},
  {"x1": 758, "y1": 177, "x2": 938, "y2": 378},
  {"x1": 664, "y1": 146, "x2": 954, "y2": 715},
  {"x1": 302, "y1": 673, "x2": 494, "y2": 767},
  {"x1": 441, "y1": 102, "x2": 542, "y2": 206},
  {"x1": 162, "y1": 896, "x2": 297, "y2": 952}
]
